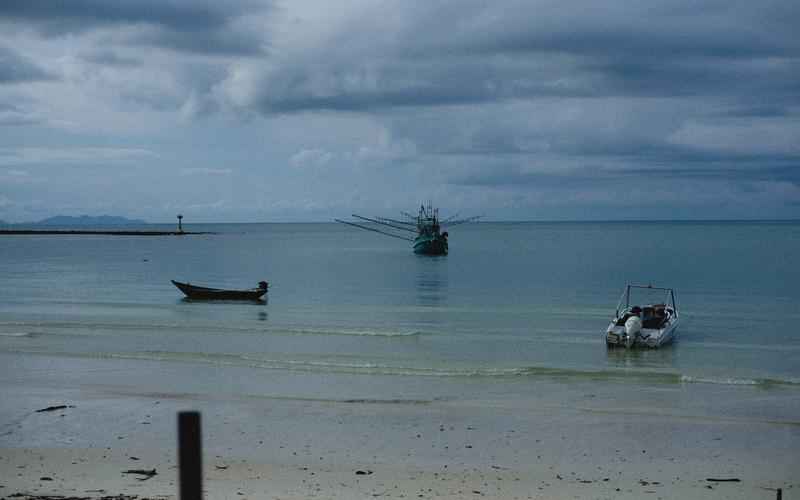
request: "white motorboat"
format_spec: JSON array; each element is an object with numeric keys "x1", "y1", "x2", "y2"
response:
[{"x1": 605, "y1": 284, "x2": 678, "y2": 348}]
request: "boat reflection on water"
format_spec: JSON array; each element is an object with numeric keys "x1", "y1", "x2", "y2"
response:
[
  {"x1": 415, "y1": 256, "x2": 448, "y2": 308},
  {"x1": 179, "y1": 297, "x2": 267, "y2": 305},
  {"x1": 604, "y1": 339, "x2": 679, "y2": 369}
]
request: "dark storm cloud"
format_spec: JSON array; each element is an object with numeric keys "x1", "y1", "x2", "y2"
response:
[
  {"x1": 245, "y1": 0, "x2": 799, "y2": 114},
  {"x1": 450, "y1": 164, "x2": 622, "y2": 189},
  {"x1": 0, "y1": 0, "x2": 271, "y2": 55},
  {"x1": 450, "y1": 161, "x2": 800, "y2": 190},
  {"x1": 718, "y1": 105, "x2": 792, "y2": 118},
  {"x1": 1, "y1": 0, "x2": 241, "y2": 32},
  {"x1": 0, "y1": 46, "x2": 54, "y2": 83},
  {"x1": 440, "y1": 129, "x2": 800, "y2": 188},
  {"x1": 126, "y1": 26, "x2": 267, "y2": 56},
  {"x1": 251, "y1": 57, "x2": 597, "y2": 113}
]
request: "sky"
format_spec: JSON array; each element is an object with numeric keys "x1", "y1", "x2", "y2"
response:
[{"x1": 1, "y1": 0, "x2": 798, "y2": 222}]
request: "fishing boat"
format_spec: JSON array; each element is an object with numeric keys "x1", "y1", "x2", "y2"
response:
[
  {"x1": 171, "y1": 280, "x2": 268, "y2": 301},
  {"x1": 605, "y1": 284, "x2": 678, "y2": 348},
  {"x1": 336, "y1": 203, "x2": 479, "y2": 255}
]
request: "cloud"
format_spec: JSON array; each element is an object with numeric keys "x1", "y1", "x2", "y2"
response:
[
  {"x1": 180, "y1": 167, "x2": 232, "y2": 176},
  {"x1": 218, "y1": 0, "x2": 799, "y2": 115},
  {"x1": 0, "y1": 147, "x2": 158, "y2": 166},
  {"x1": 183, "y1": 199, "x2": 227, "y2": 211},
  {"x1": 78, "y1": 49, "x2": 141, "y2": 67},
  {"x1": 0, "y1": 102, "x2": 45, "y2": 126},
  {"x1": 0, "y1": 0, "x2": 273, "y2": 55},
  {"x1": 667, "y1": 119, "x2": 800, "y2": 157},
  {"x1": 290, "y1": 148, "x2": 334, "y2": 169},
  {"x1": 0, "y1": 45, "x2": 54, "y2": 83}
]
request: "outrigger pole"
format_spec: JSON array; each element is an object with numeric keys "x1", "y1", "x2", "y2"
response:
[
  {"x1": 351, "y1": 214, "x2": 417, "y2": 233},
  {"x1": 334, "y1": 219, "x2": 414, "y2": 241},
  {"x1": 444, "y1": 215, "x2": 483, "y2": 227},
  {"x1": 373, "y1": 216, "x2": 416, "y2": 227}
]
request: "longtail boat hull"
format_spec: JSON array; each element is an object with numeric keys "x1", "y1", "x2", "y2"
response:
[{"x1": 171, "y1": 280, "x2": 268, "y2": 301}]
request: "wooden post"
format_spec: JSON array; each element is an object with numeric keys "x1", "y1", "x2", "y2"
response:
[
  {"x1": 777, "y1": 488, "x2": 782, "y2": 500},
  {"x1": 177, "y1": 214, "x2": 184, "y2": 234},
  {"x1": 178, "y1": 411, "x2": 202, "y2": 500}
]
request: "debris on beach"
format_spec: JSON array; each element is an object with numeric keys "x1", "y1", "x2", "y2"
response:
[
  {"x1": 355, "y1": 470, "x2": 373, "y2": 475},
  {"x1": 707, "y1": 477, "x2": 741, "y2": 482},
  {"x1": 122, "y1": 468, "x2": 157, "y2": 480},
  {"x1": 8, "y1": 496, "x2": 142, "y2": 500},
  {"x1": 35, "y1": 405, "x2": 75, "y2": 413}
]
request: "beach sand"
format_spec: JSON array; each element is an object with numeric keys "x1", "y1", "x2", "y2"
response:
[{"x1": 2, "y1": 372, "x2": 798, "y2": 500}]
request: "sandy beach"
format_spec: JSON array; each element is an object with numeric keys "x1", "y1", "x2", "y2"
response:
[{"x1": 2, "y1": 354, "x2": 797, "y2": 500}]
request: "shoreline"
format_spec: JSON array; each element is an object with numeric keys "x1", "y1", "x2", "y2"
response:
[{"x1": 0, "y1": 230, "x2": 212, "y2": 236}]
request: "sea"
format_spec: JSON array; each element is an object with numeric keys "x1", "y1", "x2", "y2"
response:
[{"x1": 2, "y1": 221, "x2": 800, "y2": 411}]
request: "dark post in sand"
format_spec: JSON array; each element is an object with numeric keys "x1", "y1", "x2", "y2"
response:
[
  {"x1": 177, "y1": 214, "x2": 184, "y2": 234},
  {"x1": 178, "y1": 411, "x2": 202, "y2": 500}
]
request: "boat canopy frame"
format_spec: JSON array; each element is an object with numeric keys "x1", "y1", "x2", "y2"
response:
[{"x1": 615, "y1": 284, "x2": 677, "y2": 318}]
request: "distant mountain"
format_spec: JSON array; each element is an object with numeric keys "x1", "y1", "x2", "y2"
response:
[{"x1": 33, "y1": 215, "x2": 147, "y2": 226}]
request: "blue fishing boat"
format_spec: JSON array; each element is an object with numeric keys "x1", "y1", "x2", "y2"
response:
[{"x1": 336, "y1": 203, "x2": 479, "y2": 256}]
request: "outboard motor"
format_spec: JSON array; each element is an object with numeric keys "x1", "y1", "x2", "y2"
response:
[{"x1": 624, "y1": 316, "x2": 643, "y2": 348}]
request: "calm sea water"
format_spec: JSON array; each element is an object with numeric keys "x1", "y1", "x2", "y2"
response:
[{"x1": 1, "y1": 222, "x2": 799, "y2": 402}]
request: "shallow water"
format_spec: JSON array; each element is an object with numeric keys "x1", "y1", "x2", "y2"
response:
[{"x1": 1, "y1": 221, "x2": 799, "y2": 403}]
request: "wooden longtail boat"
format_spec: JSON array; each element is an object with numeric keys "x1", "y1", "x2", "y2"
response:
[{"x1": 171, "y1": 280, "x2": 268, "y2": 300}]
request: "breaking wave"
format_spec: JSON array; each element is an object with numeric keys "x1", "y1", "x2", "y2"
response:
[
  {"x1": 0, "y1": 320, "x2": 421, "y2": 339},
  {"x1": 0, "y1": 331, "x2": 33, "y2": 337}
]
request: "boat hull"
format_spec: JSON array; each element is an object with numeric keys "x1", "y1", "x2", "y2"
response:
[
  {"x1": 606, "y1": 317, "x2": 678, "y2": 348},
  {"x1": 171, "y1": 280, "x2": 267, "y2": 301},
  {"x1": 413, "y1": 234, "x2": 448, "y2": 255}
]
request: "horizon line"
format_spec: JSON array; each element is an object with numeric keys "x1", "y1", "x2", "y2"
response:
[{"x1": 6, "y1": 218, "x2": 800, "y2": 225}]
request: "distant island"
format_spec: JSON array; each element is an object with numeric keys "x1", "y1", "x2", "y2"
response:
[
  {"x1": 0, "y1": 214, "x2": 211, "y2": 236},
  {"x1": 31, "y1": 215, "x2": 147, "y2": 226}
]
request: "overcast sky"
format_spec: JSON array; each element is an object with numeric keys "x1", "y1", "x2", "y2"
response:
[{"x1": 1, "y1": 0, "x2": 798, "y2": 222}]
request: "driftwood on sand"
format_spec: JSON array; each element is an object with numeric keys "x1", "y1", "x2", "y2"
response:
[
  {"x1": 35, "y1": 405, "x2": 75, "y2": 413},
  {"x1": 122, "y1": 469, "x2": 157, "y2": 480}
]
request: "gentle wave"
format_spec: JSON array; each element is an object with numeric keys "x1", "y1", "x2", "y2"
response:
[
  {"x1": 678, "y1": 375, "x2": 800, "y2": 386},
  {"x1": 6, "y1": 347, "x2": 798, "y2": 387},
  {"x1": 276, "y1": 327, "x2": 422, "y2": 337},
  {"x1": 0, "y1": 321, "x2": 422, "y2": 339},
  {"x1": 0, "y1": 331, "x2": 32, "y2": 337},
  {"x1": 678, "y1": 340, "x2": 800, "y2": 352}
]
